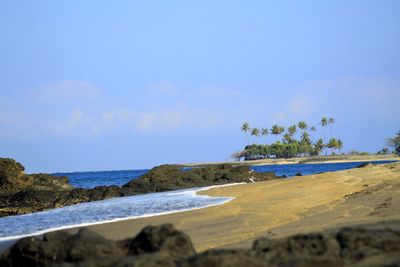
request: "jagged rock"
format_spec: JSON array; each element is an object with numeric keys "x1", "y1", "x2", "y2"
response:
[
  {"x1": 252, "y1": 233, "x2": 342, "y2": 266},
  {"x1": 0, "y1": 158, "x2": 25, "y2": 185},
  {"x1": 0, "y1": 158, "x2": 280, "y2": 217},
  {"x1": 0, "y1": 158, "x2": 71, "y2": 197},
  {"x1": 336, "y1": 227, "x2": 400, "y2": 263},
  {"x1": 295, "y1": 172, "x2": 302, "y2": 176},
  {"x1": 183, "y1": 250, "x2": 271, "y2": 267},
  {"x1": 357, "y1": 162, "x2": 373, "y2": 168},
  {"x1": 0, "y1": 228, "x2": 122, "y2": 267},
  {"x1": 121, "y1": 223, "x2": 195, "y2": 260},
  {"x1": 1, "y1": 223, "x2": 400, "y2": 267},
  {"x1": 122, "y1": 164, "x2": 279, "y2": 194},
  {"x1": 0, "y1": 224, "x2": 192, "y2": 267}
]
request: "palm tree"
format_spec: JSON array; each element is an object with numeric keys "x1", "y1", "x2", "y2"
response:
[
  {"x1": 310, "y1": 126, "x2": 316, "y2": 142},
  {"x1": 271, "y1": 125, "x2": 279, "y2": 142},
  {"x1": 314, "y1": 138, "x2": 325, "y2": 156},
  {"x1": 241, "y1": 122, "x2": 250, "y2": 145},
  {"x1": 328, "y1": 117, "x2": 335, "y2": 139},
  {"x1": 278, "y1": 126, "x2": 285, "y2": 141},
  {"x1": 299, "y1": 131, "x2": 312, "y2": 156},
  {"x1": 337, "y1": 139, "x2": 344, "y2": 154},
  {"x1": 320, "y1": 117, "x2": 328, "y2": 155},
  {"x1": 301, "y1": 131, "x2": 311, "y2": 144},
  {"x1": 327, "y1": 138, "x2": 338, "y2": 155},
  {"x1": 298, "y1": 121, "x2": 308, "y2": 131},
  {"x1": 386, "y1": 131, "x2": 400, "y2": 155},
  {"x1": 251, "y1": 128, "x2": 260, "y2": 144},
  {"x1": 288, "y1": 125, "x2": 297, "y2": 137},
  {"x1": 283, "y1": 133, "x2": 294, "y2": 144},
  {"x1": 271, "y1": 125, "x2": 285, "y2": 142},
  {"x1": 261, "y1": 128, "x2": 270, "y2": 144}
]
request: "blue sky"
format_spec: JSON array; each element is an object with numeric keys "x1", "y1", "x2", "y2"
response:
[{"x1": 1, "y1": 1, "x2": 399, "y2": 172}]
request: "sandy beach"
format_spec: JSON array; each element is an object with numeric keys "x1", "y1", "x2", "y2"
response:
[
  {"x1": 63, "y1": 161, "x2": 400, "y2": 252},
  {"x1": 184, "y1": 154, "x2": 399, "y2": 167}
]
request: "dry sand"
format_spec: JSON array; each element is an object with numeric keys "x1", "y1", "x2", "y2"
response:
[{"x1": 65, "y1": 162, "x2": 400, "y2": 252}]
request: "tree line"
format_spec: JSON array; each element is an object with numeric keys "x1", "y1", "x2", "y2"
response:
[{"x1": 237, "y1": 117, "x2": 343, "y2": 160}]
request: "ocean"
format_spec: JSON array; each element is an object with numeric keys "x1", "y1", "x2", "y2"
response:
[{"x1": 0, "y1": 160, "x2": 396, "y2": 241}]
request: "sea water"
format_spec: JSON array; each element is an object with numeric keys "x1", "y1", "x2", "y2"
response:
[
  {"x1": 53, "y1": 160, "x2": 396, "y2": 189},
  {"x1": 252, "y1": 160, "x2": 397, "y2": 177},
  {"x1": 0, "y1": 186, "x2": 234, "y2": 241},
  {"x1": 52, "y1": 169, "x2": 148, "y2": 189}
]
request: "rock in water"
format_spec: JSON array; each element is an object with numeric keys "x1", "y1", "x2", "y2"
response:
[
  {"x1": 357, "y1": 162, "x2": 373, "y2": 168},
  {"x1": 122, "y1": 164, "x2": 279, "y2": 194},
  {"x1": 0, "y1": 158, "x2": 71, "y2": 196},
  {"x1": 0, "y1": 158, "x2": 281, "y2": 217}
]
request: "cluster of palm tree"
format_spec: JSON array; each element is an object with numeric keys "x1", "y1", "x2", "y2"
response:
[
  {"x1": 386, "y1": 131, "x2": 400, "y2": 156},
  {"x1": 239, "y1": 117, "x2": 343, "y2": 159}
]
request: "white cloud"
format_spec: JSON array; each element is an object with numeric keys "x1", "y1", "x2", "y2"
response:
[
  {"x1": 194, "y1": 86, "x2": 241, "y2": 97},
  {"x1": 288, "y1": 95, "x2": 314, "y2": 116},
  {"x1": 147, "y1": 80, "x2": 178, "y2": 94},
  {"x1": 53, "y1": 109, "x2": 85, "y2": 135},
  {"x1": 273, "y1": 111, "x2": 287, "y2": 122},
  {"x1": 33, "y1": 80, "x2": 102, "y2": 101},
  {"x1": 0, "y1": 80, "x2": 242, "y2": 138},
  {"x1": 147, "y1": 80, "x2": 241, "y2": 98},
  {"x1": 96, "y1": 103, "x2": 226, "y2": 133}
]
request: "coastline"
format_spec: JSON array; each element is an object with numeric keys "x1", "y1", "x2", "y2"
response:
[
  {"x1": 60, "y1": 161, "x2": 400, "y2": 252},
  {"x1": 182, "y1": 154, "x2": 399, "y2": 167},
  {"x1": 0, "y1": 184, "x2": 247, "y2": 243},
  {"x1": 1, "y1": 161, "x2": 399, "y2": 255}
]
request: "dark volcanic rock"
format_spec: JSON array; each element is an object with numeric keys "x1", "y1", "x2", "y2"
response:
[
  {"x1": 2, "y1": 223, "x2": 400, "y2": 267},
  {"x1": 0, "y1": 158, "x2": 71, "y2": 196},
  {"x1": 122, "y1": 164, "x2": 279, "y2": 194},
  {"x1": 0, "y1": 228, "x2": 122, "y2": 267},
  {"x1": 121, "y1": 223, "x2": 195, "y2": 260},
  {"x1": 183, "y1": 250, "x2": 271, "y2": 267},
  {"x1": 336, "y1": 227, "x2": 400, "y2": 263},
  {"x1": 357, "y1": 162, "x2": 373, "y2": 168},
  {"x1": 0, "y1": 158, "x2": 280, "y2": 217},
  {"x1": 0, "y1": 224, "x2": 192, "y2": 267},
  {"x1": 251, "y1": 225, "x2": 400, "y2": 267},
  {"x1": 252, "y1": 233, "x2": 342, "y2": 266}
]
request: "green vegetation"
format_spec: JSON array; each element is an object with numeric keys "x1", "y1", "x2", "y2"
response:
[
  {"x1": 238, "y1": 118, "x2": 344, "y2": 160},
  {"x1": 386, "y1": 131, "x2": 400, "y2": 156}
]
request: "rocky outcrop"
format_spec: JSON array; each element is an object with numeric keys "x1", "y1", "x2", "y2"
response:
[
  {"x1": 122, "y1": 164, "x2": 279, "y2": 194},
  {"x1": 0, "y1": 224, "x2": 194, "y2": 267},
  {"x1": 1, "y1": 222, "x2": 400, "y2": 267},
  {"x1": 0, "y1": 158, "x2": 279, "y2": 217},
  {"x1": 121, "y1": 223, "x2": 196, "y2": 261},
  {"x1": 0, "y1": 158, "x2": 71, "y2": 196}
]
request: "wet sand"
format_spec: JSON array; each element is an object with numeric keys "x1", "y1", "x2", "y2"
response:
[{"x1": 65, "y1": 162, "x2": 400, "y2": 252}]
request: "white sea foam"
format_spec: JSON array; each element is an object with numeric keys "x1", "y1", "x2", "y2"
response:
[{"x1": 0, "y1": 183, "x2": 242, "y2": 242}]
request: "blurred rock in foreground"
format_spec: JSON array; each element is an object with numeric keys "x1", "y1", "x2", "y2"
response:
[{"x1": 1, "y1": 222, "x2": 399, "y2": 267}]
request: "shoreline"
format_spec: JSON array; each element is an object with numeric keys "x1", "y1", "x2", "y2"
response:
[
  {"x1": 1, "y1": 161, "x2": 399, "y2": 254},
  {"x1": 183, "y1": 154, "x2": 399, "y2": 167},
  {"x1": 0, "y1": 183, "x2": 247, "y2": 243},
  {"x1": 60, "y1": 161, "x2": 399, "y2": 252}
]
